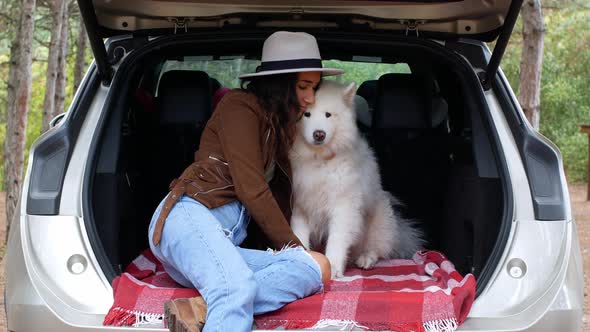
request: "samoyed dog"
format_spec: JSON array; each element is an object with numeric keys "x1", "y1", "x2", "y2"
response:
[{"x1": 289, "y1": 80, "x2": 424, "y2": 278}]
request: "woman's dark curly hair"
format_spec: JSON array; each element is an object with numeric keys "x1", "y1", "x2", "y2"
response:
[{"x1": 242, "y1": 73, "x2": 301, "y2": 159}]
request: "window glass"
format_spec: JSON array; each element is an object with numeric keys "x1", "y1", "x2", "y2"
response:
[
  {"x1": 158, "y1": 58, "x2": 261, "y2": 92},
  {"x1": 157, "y1": 58, "x2": 410, "y2": 93},
  {"x1": 322, "y1": 60, "x2": 411, "y2": 84}
]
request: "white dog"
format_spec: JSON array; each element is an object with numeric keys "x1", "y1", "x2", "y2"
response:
[{"x1": 289, "y1": 80, "x2": 424, "y2": 278}]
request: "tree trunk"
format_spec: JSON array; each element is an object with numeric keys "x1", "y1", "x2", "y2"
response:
[
  {"x1": 73, "y1": 15, "x2": 87, "y2": 92},
  {"x1": 518, "y1": 0, "x2": 545, "y2": 130},
  {"x1": 53, "y1": 2, "x2": 69, "y2": 120},
  {"x1": 4, "y1": 0, "x2": 37, "y2": 243},
  {"x1": 41, "y1": 0, "x2": 66, "y2": 132}
]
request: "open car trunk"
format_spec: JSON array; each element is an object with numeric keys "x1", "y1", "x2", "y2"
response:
[{"x1": 85, "y1": 32, "x2": 510, "y2": 295}]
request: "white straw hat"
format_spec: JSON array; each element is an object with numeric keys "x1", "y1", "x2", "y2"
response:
[{"x1": 239, "y1": 31, "x2": 344, "y2": 79}]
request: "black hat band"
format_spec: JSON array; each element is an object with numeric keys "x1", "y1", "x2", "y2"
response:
[{"x1": 258, "y1": 58, "x2": 323, "y2": 72}]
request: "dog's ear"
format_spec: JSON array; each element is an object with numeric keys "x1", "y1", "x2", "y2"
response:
[{"x1": 343, "y1": 82, "x2": 357, "y2": 106}]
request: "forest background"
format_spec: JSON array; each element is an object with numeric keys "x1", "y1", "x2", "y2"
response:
[{"x1": 0, "y1": 0, "x2": 588, "y2": 188}]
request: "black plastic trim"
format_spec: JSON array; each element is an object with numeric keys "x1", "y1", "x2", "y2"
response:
[
  {"x1": 26, "y1": 131, "x2": 71, "y2": 214},
  {"x1": 432, "y1": 44, "x2": 513, "y2": 298},
  {"x1": 26, "y1": 66, "x2": 99, "y2": 215},
  {"x1": 445, "y1": 40, "x2": 489, "y2": 70},
  {"x1": 83, "y1": 42, "x2": 149, "y2": 279},
  {"x1": 493, "y1": 75, "x2": 567, "y2": 220},
  {"x1": 439, "y1": 39, "x2": 513, "y2": 297},
  {"x1": 480, "y1": 0, "x2": 523, "y2": 90},
  {"x1": 78, "y1": 0, "x2": 113, "y2": 84}
]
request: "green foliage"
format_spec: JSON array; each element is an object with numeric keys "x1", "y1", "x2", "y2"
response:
[
  {"x1": 0, "y1": 9, "x2": 81, "y2": 191},
  {"x1": 26, "y1": 61, "x2": 46, "y2": 158},
  {"x1": 322, "y1": 60, "x2": 411, "y2": 84},
  {"x1": 161, "y1": 58, "x2": 260, "y2": 89},
  {"x1": 500, "y1": 6, "x2": 590, "y2": 182}
]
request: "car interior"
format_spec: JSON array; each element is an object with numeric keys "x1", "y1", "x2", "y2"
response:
[{"x1": 88, "y1": 36, "x2": 505, "y2": 283}]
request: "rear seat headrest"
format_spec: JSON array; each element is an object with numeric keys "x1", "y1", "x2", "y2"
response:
[
  {"x1": 374, "y1": 73, "x2": 448, "y2": 130},
  {"x1": 157, "y1": 70, "x2": 212, "y2": 125},
  {"x1": 357, "y1": 80, "x2": 378, "y2": 111},
  {"x1": 354, "y1": 95, "x2": 372, "y2": 128}
]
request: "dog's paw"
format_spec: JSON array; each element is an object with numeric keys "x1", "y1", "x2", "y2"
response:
[
  {"x1": 326, "y1": 253, "x2": 347, "y2": 279},
  {"x1": 331, "y1": 267, "x2": 345, "y2": 279},
  {"x1": 328, "y1": 258, "x2": 346, "y2": 279},
  {"x1": 355, "y1": 252, "x2": 378, "y2": 270}
]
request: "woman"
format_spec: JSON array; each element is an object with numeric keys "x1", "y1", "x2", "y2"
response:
[{"x1": 148, "y1": 31, "x2": 344, "y2": 332}]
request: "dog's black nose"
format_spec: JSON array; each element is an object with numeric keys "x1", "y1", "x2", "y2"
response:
[{"x1": 313, "y1": 130, "x2": 326, "y2": 142}]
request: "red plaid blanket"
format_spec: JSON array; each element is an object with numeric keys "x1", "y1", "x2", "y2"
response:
[{"x1": 103, "y1": 249, "x2": 475, "y2": 331}]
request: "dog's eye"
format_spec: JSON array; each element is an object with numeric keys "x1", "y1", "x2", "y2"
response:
[
  {"x1": 304, "y1": 112, "x2": 311, "y2": 118},
  {"x1": 325, "y1": 112, "x2": 332, "y2": 118}
]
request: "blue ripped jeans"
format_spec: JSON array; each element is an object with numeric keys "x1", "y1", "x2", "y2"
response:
[{"x1": 148, "y1": 195, "x2": 323, "y2": 332}]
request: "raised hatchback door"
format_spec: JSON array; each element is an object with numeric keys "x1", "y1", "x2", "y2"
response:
[
  {"x1": 87, "y1": 0, "x2": 517, "y2": 39},
  {"x1": 77, "y1": 0, "x2": 523, "y2": 86}
]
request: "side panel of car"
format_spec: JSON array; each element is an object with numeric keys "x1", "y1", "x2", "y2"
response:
[
  {"x1": 6, "y1": 62, "x2": 117, "y2": 330},
  {"x1": 493, "y1": 71, "x2": 570, "y2": 221},
  {"x1": 460, "y1": 69, "x2": 582, "y2": 329},
  {"x1": 26, "y1": 65, "x2": 99, "y2": 216},
  {"x1": 448, "y1": 41, "x2": 570, "y2": 222}
]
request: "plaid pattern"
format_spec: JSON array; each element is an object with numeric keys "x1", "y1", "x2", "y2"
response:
[{"x1": 103, "y1": 249, "x2": 475, "y2": 331}]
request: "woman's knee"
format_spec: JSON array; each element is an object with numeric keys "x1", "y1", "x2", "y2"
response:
[{"x1": 307, "y1": 251, "x2": 331, "y2": 285}]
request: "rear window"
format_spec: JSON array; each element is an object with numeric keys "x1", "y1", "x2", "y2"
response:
[
  {"x1": 156, "y1": 56, "x2": 410, "y2": 92},
  {"x1": 323, "y1": 59, "x2": 411, "y2": 83}
]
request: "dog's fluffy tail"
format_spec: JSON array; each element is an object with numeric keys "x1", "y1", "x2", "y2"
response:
[
  {"x1": 389, "y1": 195, "x2": 426, "y2": 259},
  {"x1": 393, "y1": 217, "x2": 425, "y2": 259}
]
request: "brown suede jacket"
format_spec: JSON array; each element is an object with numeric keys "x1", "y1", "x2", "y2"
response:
[{"x1": 151, "y1": 89, "x2": 303, "y2": 249}]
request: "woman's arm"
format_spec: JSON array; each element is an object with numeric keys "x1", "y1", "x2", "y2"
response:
[{"x1": 217, "y1": 93, "x2": 303, "y2": 249}]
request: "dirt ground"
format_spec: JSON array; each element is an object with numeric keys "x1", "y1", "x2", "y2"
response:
[
  {"x1": 570, "y1": 184, "x2": 590, "y2": 332},
  {"x1": 0, "y1": 186, "x2": 588, "y2": 332}
]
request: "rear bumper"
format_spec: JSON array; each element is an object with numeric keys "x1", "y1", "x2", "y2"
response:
[
  {"x1": 5, "y1": 295, "x2": 583, "y2": 331},
  {"x1": 459, "y1": 221, "x2": 584, "y2": 332},
  {"x1": 6, "y1": 227, "x2": 583, "y2": 332},
  {"x1": 5, "y1": 214, "x2": 113, "y2": 332},
  {"x1": 6, "y1": 209, "x2": 584, "y2": 332}
]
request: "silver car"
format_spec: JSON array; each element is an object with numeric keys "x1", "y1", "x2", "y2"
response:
[{"x1": 5, "y1": 0, "x2": 584, "y2": 331}]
